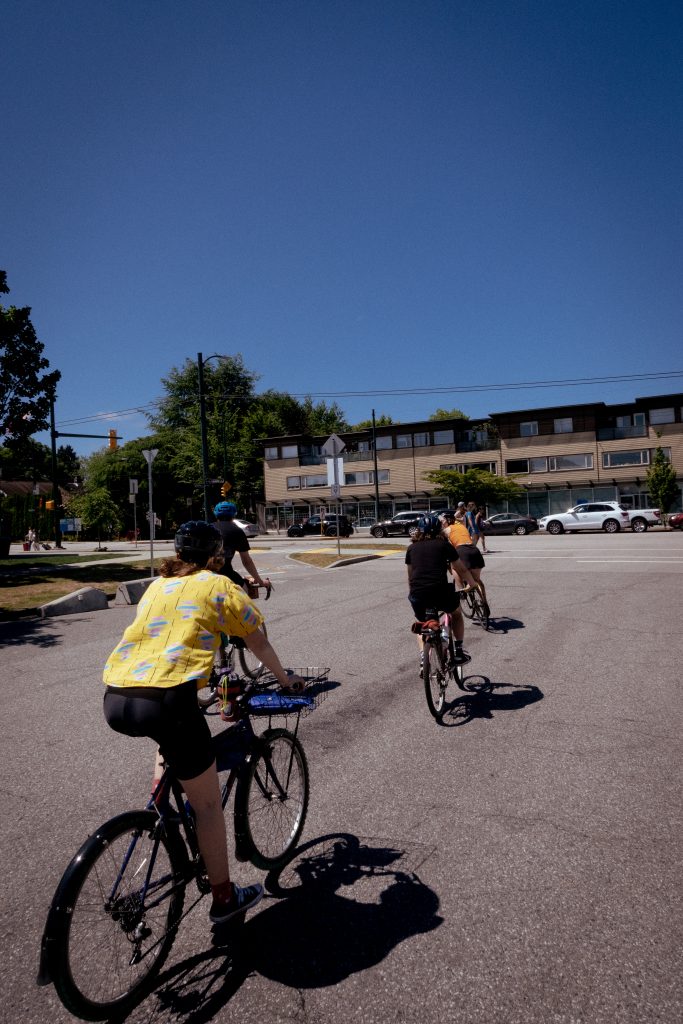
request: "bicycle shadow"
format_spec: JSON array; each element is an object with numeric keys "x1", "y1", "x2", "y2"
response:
[
  {"x1": 485, "y1": 616, "x2": 525, "y2": 634},
  {"x1": 439, "y1": 678, "x2": 543, "y2": 728},
  {"x1": 131, "y1": 834, "x2": 441, "y2": 1023}
]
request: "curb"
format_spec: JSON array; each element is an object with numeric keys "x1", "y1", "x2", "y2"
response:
[
  {"x1": 39, "y1": 587, "x2": 109, "y2": 618},
  {"x1": 114, "y1": 577, "x2": 156, "y2": 606}
]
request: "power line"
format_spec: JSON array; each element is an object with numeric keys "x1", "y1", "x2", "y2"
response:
[{"x1": 55, "y1": 370, "x2": 683, "y2": 427}]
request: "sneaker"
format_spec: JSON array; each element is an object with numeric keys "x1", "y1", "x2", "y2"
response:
[
  {"x1": 209, "y1": 882, "x2": 264, "y2": 924},
  {"x1": 453, "y1": 647, "x2": 471, "y2": 665}
]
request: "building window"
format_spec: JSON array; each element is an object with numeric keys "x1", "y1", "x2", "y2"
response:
[
  {"x1": 357, "y1": 440, "x2": 372, "y2": 452},
  {"x1": 286, "y1": 476, "x2": 301, "y2": 489},
  {"x1": 345, "y1": 470, "x2": 390, "y2": 485},
  {"x1": 375, "y1": 435, "x2": 392, "y2": 450},
  {"x1": 506, "y1": 458, "x2": 530, "y2": 473},
  {"x1": 529, "y1": 457, "x2": 547, "y2": 472},
  {"x1": 548, "y1": 453, "x2": 593, "y2": 471},
  {"x1": 303, "y1": 474, "x2": 328, "y2": 487},
  {"x1": 265, "y1": 446, "x2": 279, "y2": 460},
  {"x1": 649, "y1": 407, "x2": 675, "y2": 425},
  {"x1": 397, "y1": 434, "x2": 412, "y2": 448},
  {"x1": 602, "y1": 449, "x2": 650, "y2": 468},
  {"x1": 520, "y1": 421, "x2": 538, "y2": 437},
  {"x1": 433, "y1": 429, "x2": 454, "y2": 445},
  {"x1": 554, "y1": 417, "x2": 573, "y2": 433},
  {"x1": 281, "y1": 444, "x2": 298, "y2": 459},
  {"x1": 413, "y1": 432, "x2": 429, "y2": 447}
]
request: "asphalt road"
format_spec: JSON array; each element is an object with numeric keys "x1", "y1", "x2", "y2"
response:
[{"x1": 1, "y1": 532, "x2": 681, "y2": 1024}]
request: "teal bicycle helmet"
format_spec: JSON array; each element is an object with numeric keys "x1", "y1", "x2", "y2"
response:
[{"x1": 213, "y1": 501, "x2": 237, "y2": 518}]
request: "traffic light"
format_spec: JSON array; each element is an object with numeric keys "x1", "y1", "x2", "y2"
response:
[
  {"x1": 46, "y1": 500, "x2": 55, "y2": 511},
  {"x1": 221, "y1": 481, "x2": 232, "y2": 497},
  {"x1": 109, "y1": 429, "x2": 118, "y2": 450}
]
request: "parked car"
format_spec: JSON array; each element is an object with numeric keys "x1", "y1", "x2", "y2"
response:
[
  {"x1": 234, "y1": 518, "x2": 259, "y2": 538},
  {"x1": 482, "y1": 513, "x2": 538, "y2": 536},
  {"x1": 287, "y1": 514, "x2": 354, "y2": 538},
  {"x1": 668, "y1": 511, "x2": 683, "y2": 530},
  {"x1": 538, "y1": 502, "x2": 630, "y2": 535},
  {"x1": 626, "y1": 508, "x2": 660, "y2": 532}
]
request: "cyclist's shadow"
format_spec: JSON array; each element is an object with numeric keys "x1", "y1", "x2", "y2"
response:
[
  {"x1": 143, "y1": 834, "x2": 442, "y2": 1023},
  {"x1": 441, "y1": 678, "x2": 544, "y2": 727}
]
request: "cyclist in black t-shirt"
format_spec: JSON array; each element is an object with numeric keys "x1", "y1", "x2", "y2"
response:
[
  {"x1": 213, "y1": 501, "x2": 266, "y2": 591},
  {"x1": 405, "y1": 513, "x2": 470, "y2": 673}
]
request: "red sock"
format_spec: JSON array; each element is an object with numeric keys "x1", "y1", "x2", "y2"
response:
[{"x1": 211, "y1": 879, "x2": 234, "y2": 906}]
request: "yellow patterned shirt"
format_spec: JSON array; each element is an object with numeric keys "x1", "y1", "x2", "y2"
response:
[{"x1": 103, "y1": 570, "x2": 264, "y2": 689}]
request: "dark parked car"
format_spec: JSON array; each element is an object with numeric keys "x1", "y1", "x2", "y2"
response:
[
  {"x1": 287, "y1": 514, "x2": 354, "y2": 538},
  {"x1": 482, "y1": 513, "x2": 539, "y2": 536},
  {"x1": 668, "y1": 511, "x2": 683, "y2": 530},
  {"x1": 370, "y1": 510, "x2": 457, "y2": 538}
]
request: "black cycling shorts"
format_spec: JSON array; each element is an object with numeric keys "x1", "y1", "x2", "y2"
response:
[
  {"x1": 409, "y1": 583, "x2": 460, "y2": 622},
  {"x1": 456, "y1": 544, "x2": 485, "y2": 570},
  {"x1": 103, "y1": 679, "x2": 215, "y2": 781}
]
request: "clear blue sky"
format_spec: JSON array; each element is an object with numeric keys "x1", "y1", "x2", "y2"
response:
[{"x1": 3, "y1": 0, "x2": 682, "y2": 456}]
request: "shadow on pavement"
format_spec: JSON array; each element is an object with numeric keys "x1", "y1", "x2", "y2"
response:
[
  {"x1": 132, "y1": 834, "x2": 442, "y2": 1022},
  {"x1": 0, "y1": 617, "x2": 65, "y2": 648},
  {"x1": 485, "y1": 615, "x2": 525, "y2": 634},
  {"x1": 440, "y1": 678, "x2": 543, "y2": 728}
]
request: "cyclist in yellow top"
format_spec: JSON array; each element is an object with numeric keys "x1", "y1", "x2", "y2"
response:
[
  {"x1": 440, "y1": 511, "x2": 489, "y2": 607},
  {"x1": 103, "y1": 521, "x2": 303, "y2": 925}
]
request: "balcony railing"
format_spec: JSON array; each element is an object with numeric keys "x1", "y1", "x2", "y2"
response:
[
  {"x1": 456, "y1": 439, "x2": 499, "y2": 453},
  {"x1": 597, "y1": 425, "x2": 647, "y2": 441}
]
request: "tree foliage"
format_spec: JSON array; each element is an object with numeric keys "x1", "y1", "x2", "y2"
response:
[
  {"x1": 350, "y1": 414, "x2": 396, "y2": 429},
  {"x1": 66, "y1": 486, "x2": 123, "y2": 548},
  {"x1": 428, "y1": 407, "x2": 468, "y2": 421},
  {"x1": 0, "y1": 272, "x2": 61, "y2": 443},
  {"x1": 646, "y1": 443, "x2": 679, "y2": 525},
  {"x1": 0, "y1": 439, "x2": 80, "y2": 483},
  {"x1": 424, "y1": 467, "x2": 523, "y2": 507}
]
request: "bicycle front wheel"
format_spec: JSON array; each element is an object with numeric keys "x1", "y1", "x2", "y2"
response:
[
  {"x1": 234, "y1": 728, "x2": 309, "y2": 869},
  {"x1": 238, "y1": 621, "x2": 268, "y2": 680},
  {"x1": 47, "y1": 811, "x2": 188, "y2": 1021},
  {"x1": 423, "y1": 640, "x2": 447, "y2": 718}
]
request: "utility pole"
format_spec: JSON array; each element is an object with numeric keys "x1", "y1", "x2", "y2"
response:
[
  {"x1": 197, "y1": 352, "x2": 211, "y2": 521},
  {"x1": 372, "y1": 409, "x2": 381, "y2": 523},
  {"x1": 49, "y1": 390, "x2": 63, "y2": 548}
]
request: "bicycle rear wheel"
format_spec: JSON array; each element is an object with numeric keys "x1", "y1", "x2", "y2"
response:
[
  {"x1": 237, "y1": 622, "x2": 268, "y2": 680},
  {"x1": 460, "y1": 589, "x2": 476, "y2": 619},
  {"x1": 471, "y1": 588, "x2": 490, "y2": 630},
  {"x1": 234, "y1": 728, "x2": 309, "y2": 869},
  {"x1": 423, "y1": 639, "x2": 448, "y2": 718},
  {"x1": 46, "y1": 811, "x2": 188, "y2": 1021}
]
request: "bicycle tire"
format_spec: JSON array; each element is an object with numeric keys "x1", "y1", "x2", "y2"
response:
[
  {"x1": 47, "y1": 810, "x2": 188, "y2": 1021},
  {"x1": 234, "y1": 728, "x2": 309, "y2": 869},
  {"x1": 470, "y1": 588, "x2": 490, "y2": 630},
  {"x1": 460, "y1": 589, "x2": 476, "y2": 619},
  {"x1": 238, "y1": 621, "x2": 268, "y2": 681},
  {"x1": 423, "y1": 639, "x2": 447, "y2": 718}
]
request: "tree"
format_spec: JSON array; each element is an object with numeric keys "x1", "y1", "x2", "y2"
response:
[
  {"x1": 66, "y1": 487, "x2": 123, "y2": 549},
  {"x1": 350, "y1": 414, "x2": 395, "y2": 429},
  {"x1": 424, "y1": 467, "x2": 523, "y2": 508},
  {"x1": 646, "y1": 443, "x2": 680, "y2": 528},
  {"x1": 428, "y1": 408, "x2": 468, "y2": 421},
  {"x1": 0, "y1": 272, "x2": 61, "y2": 443},
  {"x1": 0, "y1": 438, "x2": 80, "y2": 483}
]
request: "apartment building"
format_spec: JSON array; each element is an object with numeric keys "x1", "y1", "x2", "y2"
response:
[{"x1": 259, "y1": 392, "x2": 683, "y2": 530}]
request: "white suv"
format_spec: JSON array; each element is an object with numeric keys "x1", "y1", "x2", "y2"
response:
[{"x1": 538, "y1": 502, "x2": 631, "y2": 535}]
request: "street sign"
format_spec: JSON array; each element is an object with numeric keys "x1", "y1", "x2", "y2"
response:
[
  {"x1": 129, "y1": 478, "x2": 138, "y2": 494},
  {"x1": 330, "y1": 483, "x2": 341, "y2": 499},
  {"x1": 322, "y1": 433, "x2": 345, "y2": 457}
]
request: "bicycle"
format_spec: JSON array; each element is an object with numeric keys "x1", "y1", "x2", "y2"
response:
[
  {"x1": 196, "y1": 580, "x2": 273, "y2": 708},
  {"x1": 415, "y1": 608, "x2": 468, "y2": 719},
  {"x1": 459, "y1": 583, "x2": 490, "y2": 631},
  {"x1": 38, "y1": 667, "x2": 329, "y2": 1022}
]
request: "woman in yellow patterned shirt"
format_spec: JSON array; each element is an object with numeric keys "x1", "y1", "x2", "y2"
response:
[{"x1": 103, "y1": 521, "x2": 303, "y2": 925}]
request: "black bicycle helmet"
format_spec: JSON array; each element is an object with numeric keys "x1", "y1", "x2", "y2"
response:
[
  {"x1": 416, "y1": 513, "x2": 442, "y2": 538},
  {"x1": 174, "y1": 521, "x2": 223, "y2": 563}
]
